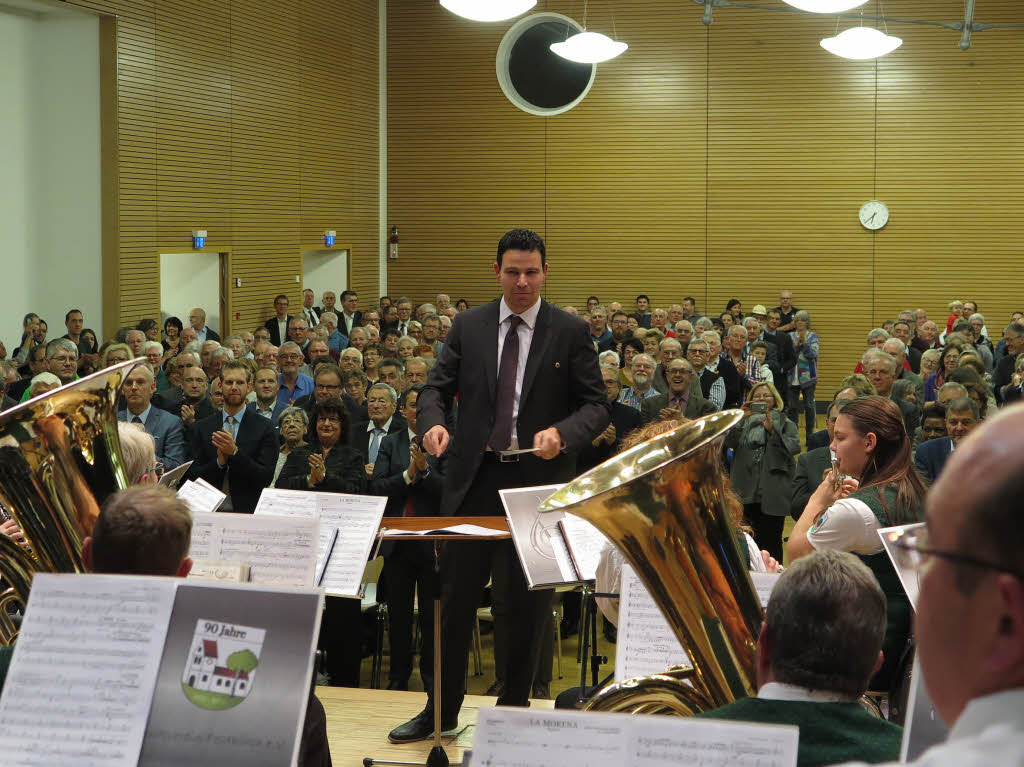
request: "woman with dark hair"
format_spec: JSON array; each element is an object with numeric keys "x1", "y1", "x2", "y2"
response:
[
  {"x1": 455, "y1": 299, "x2": 469, "y2": 312},
  {"x1": 79, "y1": 328, "x2": 99, "y2": 355},
  {"x1": 274, "y1": 396, "x2": 365, "y2": 689},
  {"x1": 924, "y1": 342, "x2": 963, "y2": 402},
  {"x1": 726, "y1": 299, "x2": 743, "y2": 322},
  {"x1": 136, "y1": 318, "x2": 160, "y2": 343},
  {"x1": 618, "y1": 337, "x2": 644, "y2": 387},
  {"x1": 275, "y1": 397, "x2": 364, "y2": 493},
  {"x1": 788, "y1": 395, "x2": 927, "y2": 688},
  {"x1": 162, "y1": 316, "x2": 184, "y2": 358}
]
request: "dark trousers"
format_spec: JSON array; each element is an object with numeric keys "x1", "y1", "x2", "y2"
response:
[
  {"x1": 382, "y1": 542, "x2": 438, "y2": 686},
  {"x1": 320, "y1": 595, "x2": 362, "y2": 687},
  {"x1": 787, "y1": 384, "x2": 817, "y2": 444},
  {"x1": 493, "y1": 592, "x2": 553, "y2": 690},
  {"x1": 744, "y1": 502, "x2": 785, "y2": 562},
  {"x1": 423, "y1": 457, "x2": 555, "y2": 720}
]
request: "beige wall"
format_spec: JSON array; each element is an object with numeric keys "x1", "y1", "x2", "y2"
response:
[
  {"x1": 386, "y1": 0, "x2": 1024, "y2": 397},
  {"x1": 85, "y1": 0, "x2": 380, "y2": 337}
]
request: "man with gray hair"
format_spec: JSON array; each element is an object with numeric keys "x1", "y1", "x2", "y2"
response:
[
  {"x1": 277, "y1": 341, "x2": 314, "y2": 406},
  {"x1": 118, "y1": 362, "x2": 186, "y2": 470},
  {"x1": 619, "y1": 353, "x2": 660, "y2": 411},
  {"x1": 355, "y1": 382, "x2": 405, "y2": 480},
  {"x1": 686, "y1": 337, "x2": 725, "y2": 410},
  {"x1": 188, "y1": 307, "x2": 219, "y2": 344},
  {"x1": 207, "y1": 346, "x2": 233, "y2": 382},
  {"x1": 47, "y1": 338, "x2": 78, "y2": 386},
  {"x1": 319, "y1": 311, "x2": 348, "y2": 353},
  {"x1": 883, "y1": 338, "x2": 925, "y2": 403},
  {"x1": 864, "y1": 349, "x2": 920, "y2": 436},
  {"x1": 699, "y1": 550, "x2": 902, "y2": 766}
]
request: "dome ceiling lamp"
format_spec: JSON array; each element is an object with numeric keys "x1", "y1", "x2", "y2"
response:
[
  {"x1": 440, "y1": 0, "x2": 536, "y2": 23},
  {"x1": 782, "y1": 0, "x2": 868, "y2": 12},
  {"x1": 550, "y1": 0, "x2": 628, "y2": 64},
  {"x1": 820, "y1": 1, "x2": 902, "y2": 60}
]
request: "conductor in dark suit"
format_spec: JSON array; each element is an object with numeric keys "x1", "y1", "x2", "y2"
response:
[
  {"x1": 187, "y1": 360, "x2": 277, "y2": 513},
  {"x1": 914, "y1": 396, "x2": 979, "y2": 483},
  {"x1": 388, "y1": 229, "x2": 610, "y2": 743},
  {"x1": 370, "y1": 384, "x2": 445, "y2": 691}
]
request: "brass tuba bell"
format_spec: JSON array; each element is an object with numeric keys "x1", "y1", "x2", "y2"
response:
[
  {"x1": 0, "y1": 360, "x2": 137, "y2": 644},
  {"x1": 539, "y1": 410, "x2": 762, "y2": 714}
]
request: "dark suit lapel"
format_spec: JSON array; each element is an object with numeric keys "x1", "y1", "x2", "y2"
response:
[
  {"x1": 482, "y1": 300, "x2": 501, "y2": 403},
  {"x1": 521, "y1": 300, "x2": 553, "y2": 401}
]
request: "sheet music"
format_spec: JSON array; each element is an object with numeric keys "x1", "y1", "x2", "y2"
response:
[
  {"x1": 0, "y1": 573, "x2": 176, "y2": 767},
  {"x1": 187, "y1": 560, "x2": 251, "y2": 582},
  {"x1": 558, "y1": 515, "x2": 607, "y2": 581},
  {"x1": 254, "y1": 488, "x2": 386, "y2": 597},
  {"x1": 157, "y1": 460, "x2": 193, "y2": 489},
  {"x1": 878, "y1": 523, "x2": 925, "y2": 609},
  {"x1": 189, "y1": 511, "x2": 319, "y2": 587},
  {"x1": 382, "y1": 523, "x2": 507, "y2": 537},
  {"x1": 615, "y1": 564, "x2": 690, "y2": 681},
  {"x1": 749, "y1": 571, "x2": 781, "y2": 608},
  {"x1": 472, "y1": 707, "x2": 798, "y2": 767},
  {"x1": 176, "y1": 478, "x2": 226, "y2": 514}
]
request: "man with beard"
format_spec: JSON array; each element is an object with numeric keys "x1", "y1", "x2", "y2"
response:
[{"x1": 618, "y1": 353, "x2": 660, "y2": 411}]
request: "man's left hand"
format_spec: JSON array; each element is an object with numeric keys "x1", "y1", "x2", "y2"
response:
[
  {"x1": 212, "y1": 429, "x2": 237, "y2": 465},
  {"x1": 533, "y1": 427, "x2": 563, "y2": 460}
]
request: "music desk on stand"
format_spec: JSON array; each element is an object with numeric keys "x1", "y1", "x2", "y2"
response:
[{"x1": 363, "y1": 516, "x2": 510, "y2": 767}]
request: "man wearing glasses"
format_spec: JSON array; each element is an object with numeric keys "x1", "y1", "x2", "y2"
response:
[
  {"x1": 276, "y1": 342, "x2": 314, "y2": 406},
  {"x1": 843, "y1": 404, "x2": 1024, "y2": 766},
  {"x1": 641, "y1": 358, "x2": 716, "y2": 423}
]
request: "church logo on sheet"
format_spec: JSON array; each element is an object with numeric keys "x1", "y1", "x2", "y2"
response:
[{"x1": 181, "y1": 618, "x2": 267, "y2": 710}]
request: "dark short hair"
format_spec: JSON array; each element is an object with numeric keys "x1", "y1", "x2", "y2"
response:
[
  {"x1": 767, "y1": 550, "x2": 886, "y2": 697},
  {"x1": 636, "y1": 294, "x2": 649, "y2": 303},
  {"x1": 378, "y1": 357, "x2": 405, "y2": 374},
  {"x1": 315, "y1": 363, "x2": 343, "y2": 384},
  {"x1": 65, "y1": 309, "x2": 83, "y2": 322},
  {"x1": 400, "y1": 383, "x2": 424, "y2": 408},
  {"x1": 611, "y1": 311, "x2": 628, "y2": 321},
  {"x1": 382, "y1": 329, "x2": 401, "y2": 342},
  {"x1": 946, "y1": 395, "x2": 980, "y2": 420},
  {"x1": 219, "y1": 359, "x2": 251, "y2": 382},
  {"x1": 136, "y1": 318, "x2": 158, "y2": 334},
  {"x1": 164, "y1": 316, "x2": 183, "y2": 334},
  {"x1": 496, "y1": 228, "x2": 546, "y2": 266},
  {"x1": 309, "y1": 396, "x2": 349, "y2": 444},
  {"x1": 274, "y1": 294, "x2": 289, "y2": 303},
  {"x1": 341, "y1": 290, "x2": 358, "y2": 301},
  {"x1": 683, "y1": 296, "x2": 696, "y2": 305},
  {"x1": 922, "y1": 402, "x2": 947, "y2": 421},
  {"x1": 91, "y1": 486, "x2": 192, "y2": 576}
]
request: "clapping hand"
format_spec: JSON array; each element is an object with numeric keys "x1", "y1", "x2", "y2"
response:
[{"x1": 308, "y1": 452, "x2": 327, "y2": 486}]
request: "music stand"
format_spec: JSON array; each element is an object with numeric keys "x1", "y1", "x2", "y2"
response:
[{"x1": 363, "y1": 516, "x2": 510, "y2": 767}]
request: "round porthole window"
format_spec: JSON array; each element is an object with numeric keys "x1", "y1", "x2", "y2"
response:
[{"x1": 496, "y1": 13, "x2": 596, "y2": 117}]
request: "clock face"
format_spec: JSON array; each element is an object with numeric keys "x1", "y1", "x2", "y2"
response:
[{"x1": 859, "y1": 200, "x2": 889, "y2": 230}]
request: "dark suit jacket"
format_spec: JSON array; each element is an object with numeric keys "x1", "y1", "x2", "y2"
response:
[
  {"x1": 339, "y1": 311, "x2": 363, "y2": 337},
  {"x1": 895, "y1": 397, "x2": 921, "y2": 438},
  {"x1": 640, "y1": 391, "x2": 716, "y2": 424},
  {"x1": 118, "y1": 406, "x2": 187, "y2": 470},
  {"x1": 806, "y1": 428, "x2": 829, "y2": 451},
  {"x1": 350, "y1": 415, "x2": 408, "y2": 463},
  {"x1": 906, "y1": 346, "x2": 923, "y2": 374},
  {"x1": 791, "y1": 445, "x2": 831, "y2": 520},
  {"x1": 716, "y1": 357, "x2": 743, "y2": 408},
  {"x1": 201, "y1": 327, "x2": 221, "y2": 343},
  {"x1": 763, "y1": 330, "x2": 795, "y2": 380},
  {"x1": 264, "y1": 315, "x2": 293, "y2": 347},
  {"x1": 914, "y1": 436, "x2": 953, "y2": 483},
  {"x1": 418, "y1": 298, "x2": 610, "y2": 514},
  {"x1": 247, "y1": 399, "x2": 289, "y2": 433},
  {"x1": 577, "y1": 400, "x2": 644, "y2": 474},
  {"x1": 994, "y1": 353, "x2": 1017, "y2": 401},
  {"x1": 187, "y1": 408, "x2": 278, "y2": 513},
  {"x1": 275, "y1": 442, "x2": 366, "y2": 494}
]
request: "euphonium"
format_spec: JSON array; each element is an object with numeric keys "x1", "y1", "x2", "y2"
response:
[
  {"x1": 539, "y1": 410, "x2": 761, "y2": 715},
  {"x1": 0, "y1": 360, "x2": 136, "y2": 644}
]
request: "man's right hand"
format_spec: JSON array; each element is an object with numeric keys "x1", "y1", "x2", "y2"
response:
[
  {"x1": 181, "y1": 404, "x2": 195, "y2": 426},
  {"x1": 422, "y1": 425, "x2": 449, "y2": 457}
]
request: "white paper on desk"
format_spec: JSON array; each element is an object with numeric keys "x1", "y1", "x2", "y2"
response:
[
  {"x1": 559, "y1": 514, "x2": 607, "y2": 581},
  {"x1": 158, "y1": 459, "x2": 193, "y2": 489},
  {"x1": 189, "y1": 511, "x2": 319, "y2": 587},
  {"x1": 254, "y1": 488, "x2": 386, "y2": 597},
  {"x1": 615, "y1": 564, "x2": 690, "y2": 681},
  {"x1": 0, "y1": 573, "x2": 177, "y2": 767},
  {"x1": 176, "y1": 478, "x2": 226, "y2": 514},
  {"x1": 382, "y1": 523, "x2": 508, "y2": 537},
  {"x1": 878, "y1": 522, "x2": 925, "y2": 609},
  {"x1": 472, "y1": 707, "x2": 798, "y2": 767},
  {"x1": 750, "y1": 571, "x2": 781, "y2": 608}
]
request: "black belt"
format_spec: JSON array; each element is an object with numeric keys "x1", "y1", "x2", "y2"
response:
[{"x1": 483, "y1": 451, "x2": 520, "y2": 463}]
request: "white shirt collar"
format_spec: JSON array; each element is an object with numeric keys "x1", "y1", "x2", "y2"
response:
[
  {"x1": 758, "y1": 682, "x2": 858, "y2": 704},
  {"x1": 407, "y1": 427, "x2": 417, "y2": 442},
  {"x1": 950, "y1": 689, "x2": 1024, "y2": 740},
  {"x1": 367, "y1": 416, "x2": 393, "y2": 433},
  {"x1": 498, "y1": 296, "x2": 541, "y2": 330}
]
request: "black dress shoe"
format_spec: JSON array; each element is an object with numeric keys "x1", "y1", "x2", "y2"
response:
[
  {"x1": 559, "y1": 619, "x2": 578, "y2": 638},
  {"x1": 387, "y1": 709, "x2": 459, "y2": 744},
  {"x1": 387, "y1": 680, "x2": 409, "y2": 691}
]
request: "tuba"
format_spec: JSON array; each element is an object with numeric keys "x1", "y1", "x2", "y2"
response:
[
  {"x1": 539, "y1": 410, "x2": 761, "y2": 714},
  {"x1": 0, "y1": 359, "x2": 137, "y2": 644}
]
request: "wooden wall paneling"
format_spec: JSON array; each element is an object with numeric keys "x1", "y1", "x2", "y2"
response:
[{"x1": 706, "y1": 7, "x2": 876, "y2": 396}]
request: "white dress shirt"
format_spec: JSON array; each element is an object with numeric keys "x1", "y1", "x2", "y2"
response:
[{"x1": 496, "y1": 296, "x2": 541, "y2": 450}]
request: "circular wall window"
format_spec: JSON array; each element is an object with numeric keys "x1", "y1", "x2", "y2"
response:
[{"x1": 496, "y1": 13, "x2": 596, "y2": 117}]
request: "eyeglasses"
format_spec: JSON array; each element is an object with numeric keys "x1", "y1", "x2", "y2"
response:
[
  {"x1": 315, "y1": 383, "x2": 341, "y2": 390},
  {"x1": 890, "y1": 524, "x2": 1024, "y2": 581},
  {"x1": 318, "y1": 415, "x2": 341, "y2": 425}
]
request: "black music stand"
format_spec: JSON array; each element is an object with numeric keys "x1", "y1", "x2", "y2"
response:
[{"x1": 363, "y1": 516, "x2": 510, "y2": 767}]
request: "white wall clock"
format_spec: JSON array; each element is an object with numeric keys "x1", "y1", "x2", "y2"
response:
[{"x1": 859, "y1": 200, "x2": 889, "y2": 230}]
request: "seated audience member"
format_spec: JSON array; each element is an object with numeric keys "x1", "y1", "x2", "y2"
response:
[
  {"x1": 838, "y1": 404, "x2": 1024, "y2": 767},
  {"x1": 999, "y1": 354, "x2": 1024, "y2": 405},
  {"x1": 918, "y1": 347, "x2": 941, "y2": 382},
  {"x1": 187, "y1": 361, "x2": 277, "y2": 513},
  {"x1": 33, "y1": 339, "x2": 79, "y2": 398},
  {"x1": 9, "y1": 344, "x2": 48, "y2": 401},
  {"x1": 403, "y1": 357, "x2": 430, "y2": 389},
  {"x1": 172, "y1": 360, "x2": 218, "y2": 428},
  {"x1": 652, "y1": 337, "x2": 684, "y2": 393},
  {"x1": 277, "y1": 342, "x2": 314, "y2": 406},
  {"x1": 890, "y1": 379, "x2": 916, "y2": 406},
  {"x1": 912, "y1": 319, "x2": 941, "y2": 353},
  {"x1": 863, "y1": 350, "x2": 920, "y2": 437},
  {"x1": 641, "y1": 358, "x2": 716, "y2": 423},
  {"x1": 698, "y1": 550, "x2": 901, "y2": 766},
  {"x1": 28, "y1": 372, "x2": 61, "y2": 399},
  {"x1": 116, "y1": 421, "x2": 161, "y2": 484},
  {"x1": 578, "y1": 364, "x2": 644, "y2": 473},
  {"x1": 353, "y1": 382, "x2": 406, "y2": 479},
  {"x1": 686, "y1": 337, "x2": 725, "y2": 410},
  {"x1": 993, "y1": 312, "x2": 1024, "y2": 365},
  {"x1": 117, "y1": 363, "x2": 186, "y2": 470},
  {"x1": 788, "y1": 397, "x2": 926, "y2": 690},
  {"x1": 791, "y1": 398, "x2": 852, "y2": 520},
  {"x1": 139, "y1": 341, "x2": 170, "y2": 391},
  {"x1": 0, "y1": 363, "x2": 18, "y2": 411},
  {"x1": 913, "y1": 402, "x2": 947, "y2": 452},
  {"x1": 891, "y1": 320, "x2": 922, "y2": 373},
  {"x1": 589, "y1": 307, "x2": 614, "y2": 352},
  {"x1": 883, "y1": 338, "x2": 925, "y2": 404},
  {"x1": 924, "y1": 343, "x2": 962, "y2": 402},
  {"x1": 102, "y1": 342, "x2": 132, "y2": 369},
  {"x1": 271, "y1": 406, "x2": 309, "y2": 485},
  {"x1": 934, "y1": 380, "x2": 968, "y2": 410},
  {"x1": 914, "y1": 397, "x2": 979, "y2": 483},
  {"x1": 727, "y1": 381, "x2": 801, "y2": 560},
  {"x1": 370, "y1": 385, "x2": 444, "y2": 691},
  {"x1": 641, "y1": 328, "x2": 664, "y2": 359},
  {"x1": 343, "y1": 370, "x2": 369, "y2": 405},
  {"x1": 250, "y1": 365, "x2": 287, "y2": 427},
  {"x1": 618, "y1": 353, "x2": 660, "y2": 410}
]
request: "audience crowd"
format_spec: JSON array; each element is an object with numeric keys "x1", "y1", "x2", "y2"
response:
[{"x1": 1, "y1": 289, "x2": 1020, "y2": 704}]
